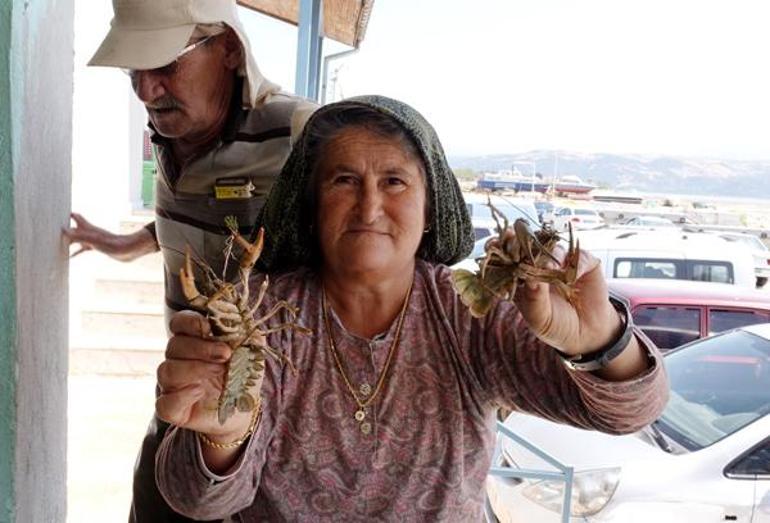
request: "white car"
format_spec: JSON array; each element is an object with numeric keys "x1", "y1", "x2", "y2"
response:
[
  {"x1": 617, "y1": 215, "x2": 677, "y2": 229},
  {"x1": 487, "y1": 323, "x2": 770, "y2": 523},
  {"x1": 452, "y1": 234, "x2": 493, "y2": 273},
  {"x1": 577, "y1": 229, "x2": 757, "y2": 289},
  {"x1": 465, "y1": 192, "x2": 539, "y2": 241},
  {"x1": 553, "y1": 207, "x2": 605, "y2": 231},
  {"x1": 719, "y1": 232, "x2": 770, "y2": 288}
]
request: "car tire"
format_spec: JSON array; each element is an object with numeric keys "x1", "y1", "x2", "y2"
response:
[{"x1": 757, "y1": 277, "x2": 768, "y2": 288}]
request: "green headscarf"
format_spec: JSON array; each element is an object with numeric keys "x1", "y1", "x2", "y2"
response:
[{"x1": 257, "y1": 95, "x2": 473, "y2": 272}]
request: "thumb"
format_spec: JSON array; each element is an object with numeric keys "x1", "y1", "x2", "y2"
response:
[
  {"x1": 69, "y1": 246, "x2": 91, "y2": 258},
  {"x1": 513, "y1": 279, "x2": 552, "y2": 335}
]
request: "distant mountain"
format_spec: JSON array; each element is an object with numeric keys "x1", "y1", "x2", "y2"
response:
[{"x1": 448, "y1": 151, "x2": 770, "y2": 199}]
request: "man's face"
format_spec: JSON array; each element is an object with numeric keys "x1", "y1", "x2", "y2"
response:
[{"x1": 130, "y1": 32, "x2": 240, "y2": 142}]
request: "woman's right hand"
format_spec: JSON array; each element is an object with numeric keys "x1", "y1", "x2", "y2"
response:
[{"x1": 155, "y1": 310, "x2": 256, "y2": 444}]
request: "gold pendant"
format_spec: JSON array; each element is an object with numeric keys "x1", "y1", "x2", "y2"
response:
[
  {"x1": 354, "y1": 409, "x2": 366, "y2": 422},
  {"x1": 359, "y1": 383, "x2": 372, "y2": 397},
  {"x1": 360, "y1": 422, "x2": 372, "y2": 435}
]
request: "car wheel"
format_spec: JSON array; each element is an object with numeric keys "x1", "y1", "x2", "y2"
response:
[{"x1": 757, "y1": 276, "x2": 768, "y2": 288}]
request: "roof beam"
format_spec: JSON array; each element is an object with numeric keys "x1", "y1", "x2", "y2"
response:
[{"x1": 237, "y1": 0, "x2": 373, "y2": 48}]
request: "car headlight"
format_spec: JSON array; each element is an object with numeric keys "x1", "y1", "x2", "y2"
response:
[{"x1": 521, "y1": 467, "x2": 621, "y2": 517}]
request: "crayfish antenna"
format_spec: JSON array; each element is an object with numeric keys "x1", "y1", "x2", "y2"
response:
[{"x1": 487, "y1": 195, "x2": 509, "y2": 235}]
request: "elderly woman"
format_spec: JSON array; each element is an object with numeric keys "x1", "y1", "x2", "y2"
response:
[{"x1": 154, "y1": 96, "x2": 667, "y2": 521}]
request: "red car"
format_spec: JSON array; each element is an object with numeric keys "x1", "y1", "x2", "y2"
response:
[{"x1": 608, "y1": 278, "x2": 770, "y2": 350}]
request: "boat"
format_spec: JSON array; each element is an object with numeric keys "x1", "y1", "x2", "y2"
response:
[
  {"x1": 476, "y1": 171, "x2": 596, "y2": 195},
  {"x1": 552, "y1": 175, "x2": 597, "y2": 195}
]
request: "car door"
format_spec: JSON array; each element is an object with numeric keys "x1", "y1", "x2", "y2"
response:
[{"x1": 707, "y1": 309, "x2": 770, "y2": 336}]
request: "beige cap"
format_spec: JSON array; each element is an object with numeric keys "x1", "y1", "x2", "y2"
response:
[{"x1": 88, "y1": 0, "x2": 278, "y2": 107}]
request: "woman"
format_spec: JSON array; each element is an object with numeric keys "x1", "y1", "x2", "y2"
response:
[{"x1": 154, "y1": 96, "x2": 667, "y2": 521}]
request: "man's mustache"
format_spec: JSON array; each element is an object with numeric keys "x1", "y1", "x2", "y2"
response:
[{"x1": 146, "y1": 96, "x2": 182, "y2": 111}]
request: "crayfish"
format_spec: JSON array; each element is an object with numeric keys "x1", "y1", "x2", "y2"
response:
[
  {"x1": 453, "y1": 198, "x2": 580, "y2": 317},
  {"x1": 179, "y1": 218, "x2": 309, "y2": 424}
]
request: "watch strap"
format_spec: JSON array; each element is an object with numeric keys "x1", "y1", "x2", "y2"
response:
[{"x1": 555, "y1": 293, "x2": 634, "y2": 372}]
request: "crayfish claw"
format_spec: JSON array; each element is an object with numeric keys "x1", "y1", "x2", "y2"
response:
[
  {"x1": 233, "y1": 227, "x2": 264, "y2": 271},
  {"x1": 180, "y1": 246, "x2": 207, "y2": 308}
]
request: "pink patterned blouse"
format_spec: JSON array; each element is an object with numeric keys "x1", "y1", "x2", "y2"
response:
[{"x1": 156, "y1": 260, "x2": 668, "y2": 521}]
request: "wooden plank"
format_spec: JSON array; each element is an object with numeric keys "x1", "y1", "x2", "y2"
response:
[
  {"x1": 237, "y1": 0, "x2": 373, "y2": 47},
  {"x1": 237, "y1": 0, "x2": 299, "y2": 27}
]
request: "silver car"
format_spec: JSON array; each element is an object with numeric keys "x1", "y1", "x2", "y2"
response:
[
  {"x1": 487, "y1": 323, "x2": 770, "y2": 522},
  {"x1": 719, "y1": 232, "x2": 770, "y2": 288},
  {"x1": 553, "y1": 207, "x2": 605, "y2": 231}
]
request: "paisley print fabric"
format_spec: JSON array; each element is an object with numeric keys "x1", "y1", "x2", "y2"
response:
[{"x1": 156, "y1": 261, "x2": 668, "y2": 522}]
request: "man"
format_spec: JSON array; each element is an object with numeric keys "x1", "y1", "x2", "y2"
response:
[{"x1": 64, "y1": 1, "x2": 316, "y2": 520}]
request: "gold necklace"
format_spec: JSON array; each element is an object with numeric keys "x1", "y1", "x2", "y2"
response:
[{"x1": 321, "y1": 280, "x2": 413, "y2": 435}]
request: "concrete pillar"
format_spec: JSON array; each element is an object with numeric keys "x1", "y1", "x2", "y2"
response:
[{"x1": 0, "y1": 0, "x2": 74, "y2": 521}]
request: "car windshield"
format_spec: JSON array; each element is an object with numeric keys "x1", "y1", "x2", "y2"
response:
[
  {"x1": 657, "y1": 330, "x2": 770, "y2": 450},
  {"x1": 575, "y1": 209, "x2": 597, "y2": 216},
  {"x1": 469, "y1": 235, "x2": 492, "y2": 258}
]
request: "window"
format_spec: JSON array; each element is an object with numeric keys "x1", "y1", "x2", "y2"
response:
[
  {"x1": 708, "y1": 309, "x2": 769, "y2": 335},
  {"x1": 690, "y1": 261, "x2": 733, "y2": 284},
  {"x1": 467, "y1": 201, "x2": 537, "y2": 225},
  {"x1": 614, "y1": 259, "x2": 680, "y2": 279},
  {"x1": 633, "y1": 306, "x2": 701, "y2": 349},
  {"x1": 726, "y1": 439, "x2": 770, "y2": 478},
  {"x1": 575, "y1": 209, "x2": 596, "y2": 216},
  {"x1": 473, "y1": 226, "x2": 493, "y2": 241}
]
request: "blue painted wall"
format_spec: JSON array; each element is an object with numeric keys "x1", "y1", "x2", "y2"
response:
[{"x1": 0, "y1": 0, "x2": 18, "y2": 519}]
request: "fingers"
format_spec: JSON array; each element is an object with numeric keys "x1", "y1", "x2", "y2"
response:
[
  {"x1": 69, "y1": 212, "x2": 92, "y2": 228},
  {"x1": 62, "y1": 213, "x2": 98, "y2": 250},
  {"x1": 157, "y1": 358, "x2": 225, "y2": 392},
  {"x1": 165, "y1": 334, "x2": 231, "y2": 362},
  {"x1": 156, "y1": 386, "x2": 205, "y2": 426},
  {"x1": 169, "y1": 310, "x2": 213, "y2": 338},
  {"x1": 513, "y1": 279, "x2": 551, "y2": 329}
]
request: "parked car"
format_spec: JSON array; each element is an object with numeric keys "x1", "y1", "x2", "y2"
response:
[
  {"x1": 464, "y1": 192, "x2": 538, "y2": 240},
  {"x1": 608, "y1": 278, "x2": 770, "y2": 350},
  {"x1": 552, "y1": 206, "x2": 605, "y2": 231},
  {"x1": 452, "y1": 233, "x2": 494, "y2": 273},
  {"x1": 578, "y1": 229, "x2": 756, "y2": 288},
  {"x1": 533, "y1": 200, "x2": 556, "y2": 225},
  {"x1": 487, "y1": 323, "x2": 770, "y2": 523},
  {"x1": 718, "y1": 232, "x2": 770, "y2": 288},
  {"x1": 617, "y1": 215, "x2": 677, "y2": 229}
]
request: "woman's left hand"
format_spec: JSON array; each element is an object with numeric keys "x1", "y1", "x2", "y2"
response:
[{"x1": 513, "y1": 247, "x2": 623, "y2": 357}]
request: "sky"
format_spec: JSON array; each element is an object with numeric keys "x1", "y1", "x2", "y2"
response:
[{"x1": 240, "y1": 0, "x2": 770, "y2": 161}]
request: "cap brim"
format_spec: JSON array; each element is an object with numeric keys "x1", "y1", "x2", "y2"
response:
[{"x1": 88, "y1": 25, "x2": 196, "y2": 70}]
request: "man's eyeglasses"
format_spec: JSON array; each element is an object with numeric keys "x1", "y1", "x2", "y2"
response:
[{"x1": 123, "y1": 33, "x2": 218, "y2": 79}]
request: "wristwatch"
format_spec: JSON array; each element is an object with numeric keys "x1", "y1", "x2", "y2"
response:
[{"x1": 555, "y1": 293, "x2": 634, "y2": 372}]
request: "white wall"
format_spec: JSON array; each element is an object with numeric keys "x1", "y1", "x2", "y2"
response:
[{"x1": 5, "y1": 0, "x2": 74, "y2": 520}]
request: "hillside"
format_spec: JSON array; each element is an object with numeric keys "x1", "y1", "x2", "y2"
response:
[{"x1": 449, "y1": 151, "x2": 770, "y2": 199}]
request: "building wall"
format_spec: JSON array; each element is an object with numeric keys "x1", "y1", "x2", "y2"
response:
[{"x1": 0, "y1": 0, "x2": 73, "y2": 521}]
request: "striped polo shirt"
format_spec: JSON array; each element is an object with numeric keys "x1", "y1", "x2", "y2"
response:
[{"x1": 151, "y1": 85, "x2": 316, "y2": 324}]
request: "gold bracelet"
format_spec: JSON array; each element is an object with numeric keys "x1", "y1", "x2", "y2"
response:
[{"x1": 197, "y1": 402, "x2": 262, "y2": 450}]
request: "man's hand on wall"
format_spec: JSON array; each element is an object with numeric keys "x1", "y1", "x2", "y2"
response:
[{"x1": 63, "y1": 212, "x2": 158, "y2": 262}]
